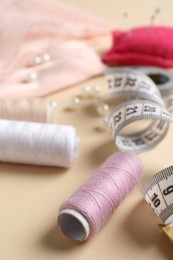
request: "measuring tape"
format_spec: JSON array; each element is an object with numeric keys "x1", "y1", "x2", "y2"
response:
[
  {"x1": 134, "y1": 66, "x2": 173, "y2": 96},
  {"x1": 141, "y1": 166, "x2": 173, "y2": 225},
  {"x1": 105, "y1": 67, "x2": 164, "y2": 105},
  {"x1": 128, "y1": 66, "x2": 173, "y2": 113},
  {"x1": 141, "y1": 166, "x2": 173, "y2": 243},
  {"x1": 135, "y1": 66, "x2": 173, "y2": 113},
  {"x1": 105, "y1": 67, "x2": 173, "y2": 153}
]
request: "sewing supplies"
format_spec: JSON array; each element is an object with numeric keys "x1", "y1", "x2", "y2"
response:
[
  {"x1": 0, "y1": 99, "x2": 57, "y2": 123},
  {"x1": 0, "y1": 41, "x2": 105, "y2": 99},
  {"x1": 0, "y1": 0, "x2": 113, "y2": 98},
  {"x1": 141, "y1": 165, "x2": 173, "y2": 225},
  {"x1": 0, "y1": 120, "x2": 79, "y2": 167},
  {"x1": 105, "y1": 67, "x2": 173, "y2": 153},
  {"x1": 102, "y1": 26, "x2": 173, "y2": 68},
  {"x1": 58, "y1": 152, "x2": 143, "y2": 241},
  {"x1": 134, "y1": 66, "x2": 173, "y2": 96},
  {"x1": 141, "y1": 166, "x2": 173, "y2": 243}
]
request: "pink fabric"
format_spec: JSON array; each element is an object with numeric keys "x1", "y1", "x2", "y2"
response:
[
  {"x1": 102, "y1": 26, "x2": 173, "y2": 68},
  {"x1": 0, "y1": 41, "x2": 105, "y2": 98},
  {"x1": 0, "y1": 0, "x2": 113, "y2": 98}
]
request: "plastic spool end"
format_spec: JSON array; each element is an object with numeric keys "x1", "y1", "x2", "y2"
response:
[{"x1": 58, "y1": 209, "x2": 90, "y2": 242}]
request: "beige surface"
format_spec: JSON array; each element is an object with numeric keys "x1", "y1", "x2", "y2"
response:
[{"x1": 1, "y1": 0, "x2": 173, "y2": 259}]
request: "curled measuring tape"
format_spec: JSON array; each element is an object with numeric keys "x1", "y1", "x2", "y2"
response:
[
  {"x1": 106, "y1": 67, "x2": 164, "y2": 105},
  {"x1": 134, "y1": 66, "x2": 173, "y2": 96},
  {"x1": 135, "y1": 66, "x2": 173, "y2": 113},
  {"x1": 141, "y1": 166, "x2": 173, "y2": 225},
  {"x1": 105, "y1": 67, "x2": 173, "y2": 153}
]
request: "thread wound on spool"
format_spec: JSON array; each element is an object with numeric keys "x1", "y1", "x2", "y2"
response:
[
  {"x1": 0, "y1": 120, "x2": 78, "y2": 167},
  {"x1": 58, "y1": 152, "x2": 143, "y2": 241},
  {"x1": 0, "y1": 99, "x2": 57, "y2": 123}
]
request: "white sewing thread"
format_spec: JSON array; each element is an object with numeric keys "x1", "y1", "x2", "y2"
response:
[
  {"x1": 0, "y1": 99, "x2": 57, "y2": 123},
  {"x1": 0, "y1": 120, "x2": 78, "y2": 167}
]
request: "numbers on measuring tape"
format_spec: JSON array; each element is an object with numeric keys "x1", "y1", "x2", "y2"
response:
[
  {"x1": 145, "y1": 182, "x2": 173, "y2": 216},
  {"x1": 142, "y1": 172, "x2": 173, "y2": 223},
  {"x1": 151, "y1": 193, "x2": 161, "y2": 208},
  {"x1": 144, "y1": 132, "x2": 158, "y2": 142},
  {"x1": 144, "y1": 105, "x2": 157, "y2": 113},
  {"x1": 113, "y1": 111, "x2": 122, "y2": 124},
  {"x1": 163, "y1": 185, "x2": 173, "y2": 196},
  {"x1": 106, "y1": 68, "x2": 173, "y2": 153},
  {"x1": 114, "y1": 77, "x2": 123, "y2": 87},
  {"x1": 125, "y1": 77, "x2": 137, "y2": 87},
  {"x1": 155, "y1": 120, "x2": 165, "y2": 131},
  {"x1": 126, "y1": 106, "x2": 138, "y2": 115}
]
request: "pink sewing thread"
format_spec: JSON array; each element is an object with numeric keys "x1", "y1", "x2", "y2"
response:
[{"x1": 58, "y1": 152, "x2": 143, "y2": 241}]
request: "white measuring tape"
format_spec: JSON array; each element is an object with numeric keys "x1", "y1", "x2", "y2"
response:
[
  {"x1": 141, "y1": 166, "x2": 173, "y2": 225},
  {"x1": 135, "y1": 66, "x2": 173, "y2": 113},
  {"x1": 105, "y1": 67, "x2": 173, "y2": 153},
  {"x1": 134, "y1": 66, "x2": 173, "y2": 96}
]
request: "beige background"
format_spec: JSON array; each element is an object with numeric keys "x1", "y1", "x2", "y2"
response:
[{"x1": 1, "y1": 0, "x2": 173, "y2": 259}]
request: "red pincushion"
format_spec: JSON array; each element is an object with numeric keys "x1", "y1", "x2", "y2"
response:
[{"x1": 102, "y1": 26, "x2": 173, "y2": 68}]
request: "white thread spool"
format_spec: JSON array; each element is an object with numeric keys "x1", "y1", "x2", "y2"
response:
[
  {"x1": 0, "y1": 99, "x2": 57, "y2": 123},
  {"x1": 0, "y1": 120, "x2": 79, "y2": 167}
]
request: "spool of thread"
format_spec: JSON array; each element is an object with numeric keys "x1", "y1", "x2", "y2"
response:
[
  {"x1": 0, "y1": 119, "x2": 78, "y2": 167},
  {"x1": 0, "y1": 99, "x2": 57, "y2": 123},
  {"x1": 58, "y1": 152, "x2": 143, "y2": 241}
]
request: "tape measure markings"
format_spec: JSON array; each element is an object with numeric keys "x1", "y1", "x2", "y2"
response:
[
  {"x1": 107, "y1": 66, "x2": 173, "y2": 96},
  {"x1": 141, "y1": 167, "x2": 173, "y2": 224},
  {"x1": 116, "y1": 123, "x2": 169, "y2": 153},
  {"x1": 106, "y1": 68, "x2": 164, "y2": 106},
  {"x1": 105, "y1": 67, "x2": 173, "y2": 153},
  {"x1": 141, "y1": 166, "x2": 173, "y2": 193},
  {"x1": 108, "y1": 100, "x2": 173, "y2": 152},
  {"x1": 109, "y1": 100, "x2": 172, "y2": 134},
  {"x1": 134, "y1": 66, "x2": 173, "y2": 95}
]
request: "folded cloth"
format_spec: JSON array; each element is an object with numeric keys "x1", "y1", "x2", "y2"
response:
[
  {"x1": 0, "y1": 41, "x2": 105, "y2": 98},
  {"x1": 0, "y1": 0, "x2": 113, "y2": 98},
  {"x1": 0, "y1": 0, "x2": 113, "y2": 67},
  {"x1": 102, "y1": 26, "x2": 173, "y2": 68}
]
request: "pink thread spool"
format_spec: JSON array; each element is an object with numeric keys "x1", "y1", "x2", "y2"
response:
[{"x1": 58, "y1": 152, "x2": 143, "y2": 241}]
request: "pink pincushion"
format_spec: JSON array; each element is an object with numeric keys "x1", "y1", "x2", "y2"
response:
[{"x1": 102, "y1": 26, "x2": 173, "y2": 68}]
